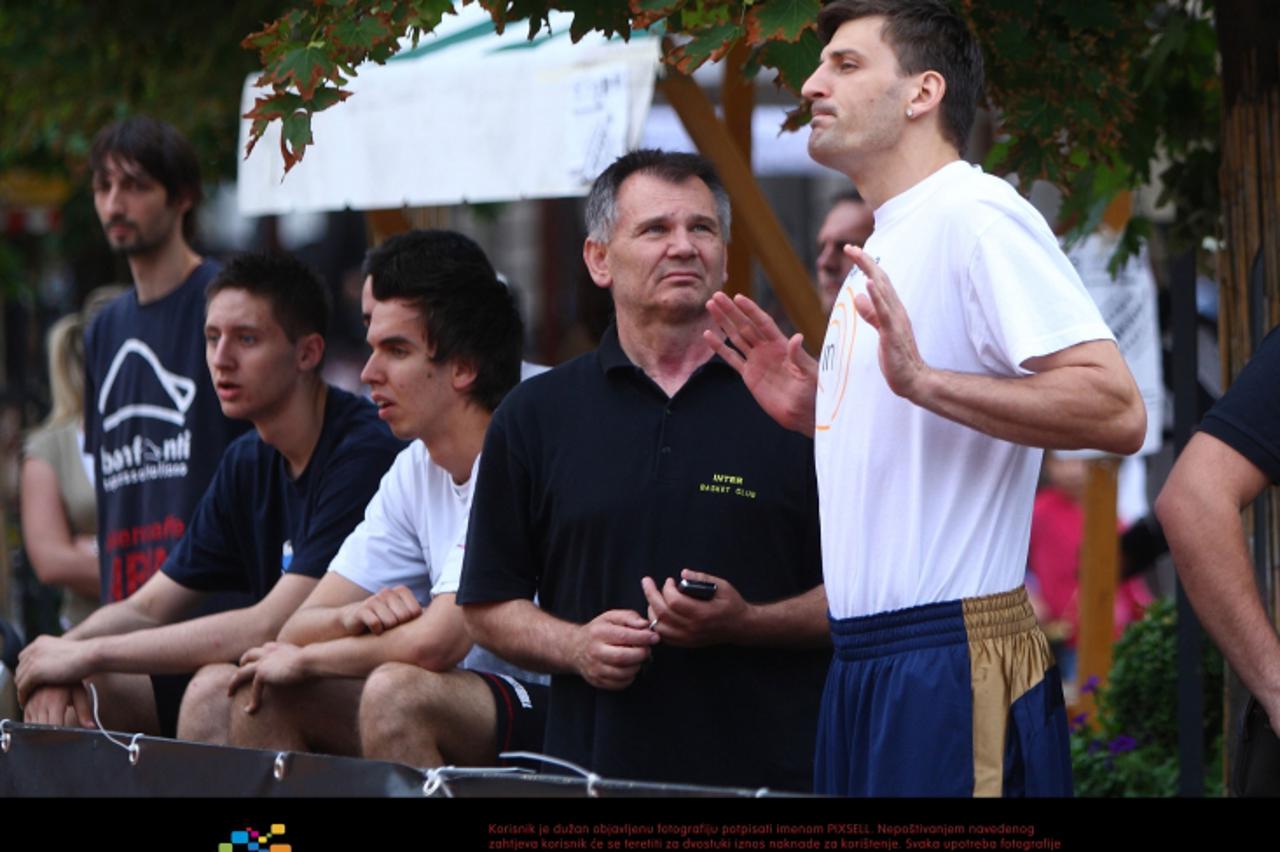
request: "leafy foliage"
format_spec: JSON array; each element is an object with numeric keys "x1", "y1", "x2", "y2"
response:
[
  {"x1": 0, "y1": 0, "x2": 290, "y2": 180},
  {"x1": 236, "y1": 0, "x2": 1222, "y2": 272},
  {"x1": 1071, "y1": 598, "x2": 1225, "y2": 797},
  {"x1": 0, "y1": 0, "x2": 1224, "y2": 278}
]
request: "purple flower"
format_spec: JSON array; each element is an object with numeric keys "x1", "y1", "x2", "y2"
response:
[
  {"x1": 1087, "y1": 739, "x2": 1103, "y2": 754},
  {"x1": 1108, "y1": 735, "x2": 1138, "y2": 754},
  {"x1": 1069, "y1": 712, "x2": 1088, "y2": 732},
  {"x1": 1081, "y1": 675, "x2": 1100, "y2": 694}
]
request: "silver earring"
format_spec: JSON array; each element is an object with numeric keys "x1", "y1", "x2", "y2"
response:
[{"x1": 906, "y1": 107, "x2": 914, "y2": 118}]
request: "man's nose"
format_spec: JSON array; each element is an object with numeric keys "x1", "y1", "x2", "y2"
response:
[{"x1": 360, "y1": 352, "x2": 381, "y2": 386}]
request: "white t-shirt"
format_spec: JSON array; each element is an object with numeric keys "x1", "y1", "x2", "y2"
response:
[
  {"x1": 815, "y1": 161, "x2": 1115, "y2": 619},
  {"x1": 327, "y1": 442, "x2": 534, "y2": 678},
  {"x1": 329, "y1": 441, "x2": 475, "y2": 601}
]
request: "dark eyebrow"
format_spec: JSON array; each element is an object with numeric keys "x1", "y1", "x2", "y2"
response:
[
  {"x1": 824, "y1": 48, "x2": 865, "y2": 63},
  {"x1": 370, "y1": 333, "x2": 415, "y2": 349}
]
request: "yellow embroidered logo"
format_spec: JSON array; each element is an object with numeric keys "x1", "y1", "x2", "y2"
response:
[{"x1": 698, "y1": 472, "x2": 756, "y2": 499}]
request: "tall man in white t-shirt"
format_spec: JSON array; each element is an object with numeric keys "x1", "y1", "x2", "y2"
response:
[
  {"x1": 219, "y1": 230, "x2": 548, "y2": 765},
  {"x1": 706, "y1": 0, "x2": 1145, "y2": 796}
]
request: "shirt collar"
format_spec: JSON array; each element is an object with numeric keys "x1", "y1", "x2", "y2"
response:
[{"x1": 596, "y1": 321, "x2": 732, "y2": 378}]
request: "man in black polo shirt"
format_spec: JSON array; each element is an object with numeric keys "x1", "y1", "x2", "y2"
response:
[
  {"x1": 1156, "y1": 325, "x2": 1280, "y2": 738},
  {"x1": 458, "y1": 149, "x2": 829, "y2": 791}
]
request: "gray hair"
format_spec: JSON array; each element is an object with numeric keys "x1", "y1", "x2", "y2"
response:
[{"x1": 584, "y1": 149, "x2": 732, "y2": 243}]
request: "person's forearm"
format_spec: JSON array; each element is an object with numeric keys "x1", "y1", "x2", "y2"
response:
[
  {"x1": 737, "y1": 585, "x2": 830, "y2": 647},
  {"x1": 908, "y1": 362, "x2": 1144, "y2": 454},
  {"x1": 1158, "y1": 484, "x2": 1280, "y2": 708},
  {"x1": 64, "y1": 599, "x2": 163, "y2": 641},
  {"x1": 84, "y1": 607, "x2": 282, "y2": 675},
  {"x1": 27, "y1": 541, "x2": 100, "y2": 599},
  {"x1": 292, "y1": 624, "x2": 470, "y2": 680},
  {"x1": 276, "y1": 605, "x2": 351, "y2": 646},
  {"x1": 463, "y1": 599, "x2": 581, "y2": 676}
]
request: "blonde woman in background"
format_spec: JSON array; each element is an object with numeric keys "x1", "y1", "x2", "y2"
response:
[{"x1": 20, "y1": 287, "x2": 124, "y2": 629}]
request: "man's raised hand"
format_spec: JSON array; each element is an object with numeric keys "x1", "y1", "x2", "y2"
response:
[{"x1": 704, "y1": 292, "x2": 818, "y2": 436}]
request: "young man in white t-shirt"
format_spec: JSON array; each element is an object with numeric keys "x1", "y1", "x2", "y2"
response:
[
  {"x1": 220, "y1": 230, "x2": 547, "y2": 765},
  {"x1": 706, "y1": 0, "x2": 1145, "y2": 796}
]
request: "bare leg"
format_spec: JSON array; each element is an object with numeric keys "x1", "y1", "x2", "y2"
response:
[
  {"x1": 358, "y1": 664, "x2": 497, "y2": 766},
  {"x1": 175, "y1": 664, "x2": 236, "y2": 744},
  {"x1": 85, "y1": 672, "x2": 161, "y2": 735},
  {"x1": 229, "y1": 678, "x2": 364, "y2": 756}
]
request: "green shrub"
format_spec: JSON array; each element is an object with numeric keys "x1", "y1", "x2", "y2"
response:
[{"x1": 1070, "y1": 597, "x2": 1224, "y2": 796}]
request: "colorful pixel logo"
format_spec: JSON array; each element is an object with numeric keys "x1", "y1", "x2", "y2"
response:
[{"x1": 219, "y1": 824, "x2": 291, "y2": 852}]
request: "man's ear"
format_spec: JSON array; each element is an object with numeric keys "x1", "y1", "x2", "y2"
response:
[
  {"x1": 296, "y1": 333, "x2": 325, "y2": 372},
  {"x1": 451, "y1": 357, "x2": 478, "y2": 393},
  {"x1": 583, "y1": 239, "x2": 613, "y2": 290},
  {"x1": 907, "y1": 69, "x2": 947, "y2": 122},
  {"x1": 169, "y1": 189, "x2": 195, "y2": 217}
]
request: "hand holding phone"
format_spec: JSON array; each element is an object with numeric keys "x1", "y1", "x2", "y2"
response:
[{"x1": 677, "y1": 577, "x2": 717, "y2": 601}]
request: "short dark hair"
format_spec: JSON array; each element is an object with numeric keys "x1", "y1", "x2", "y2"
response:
[
  {"x1": 817, "y1": 0, "x2": 984, "y2": 154},
  {"x1": 364, "y1": 229, "x2": 522, "y2": 413},
  {"x1": 206, "y1": 252, "x2": 332, "y2": 345},
  {"x1": 584, "y1": 149, "x2": 731, "y2": 242},
  {"x1": 90, "y1": 116, "x2": 204, "y2": 239}
]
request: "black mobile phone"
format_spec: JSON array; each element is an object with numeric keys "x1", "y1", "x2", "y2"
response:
[{"x1": 677, "y1": 578, "x2": 717, "y2": 601}]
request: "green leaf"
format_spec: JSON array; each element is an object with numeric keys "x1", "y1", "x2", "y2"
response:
[
  {"x1": 244, "y1": 92, "x2": 305, "y2": 122},
  {"x1": 332, "y1": 14, "x2": 392, "y2": 51},
  {"x1": 666, "y1": 21, "x2": 743, "y2": 75},
  {"x1": 308, "y1": 85, "x2": 353, "y2": 112},
  {"x1": 630, "y1": 0, "x2": 686, "y2": 30},
  {"x1": 745, "y1": 0, "x2": 819, "y2": 44},
  {"x1": 561, "y1": 0, "x2": 633, "y2": 41},
  {"x1": 277, "y1": 44, "x2": 337, "y2": 99},
  {"x1": 406, "y1": 0, "x2": 458, "y2": 32},
  {"x1": 283, "y1": 111, "x2": 314, "y2": 150},
  {"x1": 280, "y1": 110, "x2": 315, "y2": 171},
  {"x1": 755, "y1": 26, "x2": 819, "y2": 94}
]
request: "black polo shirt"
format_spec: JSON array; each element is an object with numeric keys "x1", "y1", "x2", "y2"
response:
[{"x1": 459, "y1": 325, "x2": 828, "y2": 791}]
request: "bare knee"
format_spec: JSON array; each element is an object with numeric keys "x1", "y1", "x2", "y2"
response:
[
  {"x1": 359, "y1": 663, "x2": 448, "y2": 758},
  {"x1": 176, "y1": 664, "x2": 236, "y2": 744}
]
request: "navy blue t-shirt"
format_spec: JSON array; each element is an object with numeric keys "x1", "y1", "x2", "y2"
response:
[
  {"x1": 1200, "y1": 324, "x2": 1280, "y2": 483},
  {"x1": 84, "y1": 260, "x2": 251, "y2": 601},
  {"x1": 162, "y1": 386, "x2": 404, "y2": 601}
]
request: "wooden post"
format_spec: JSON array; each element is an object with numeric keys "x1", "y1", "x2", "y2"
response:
[
  {"x1": 1075, "y1": 456, "x2": 1120, "y2": 721},
  {"x1": 364, "y1": 209, "x2": 413, "y2": 245},
  {"x1": 658, "y1": 71, "x2": 827, "y2": 350},
  {"x1": 722, "y1": 40, "x2": 754, "y2": 300}
]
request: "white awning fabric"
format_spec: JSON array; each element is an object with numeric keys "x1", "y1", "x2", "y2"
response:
[{"x1": 237, "y1": 5, "x2": 661, "y2": 215}]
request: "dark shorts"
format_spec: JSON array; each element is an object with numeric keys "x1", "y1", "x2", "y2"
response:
[
  {"x1": 150, "y1": 673, "x2": 193, "y2": 739},
  {"x1": 475, "y1": 671, "x2": 548, "y2": 759},
  {"x1": 815, "y1": 586, "x2": 1072, "y2": 797}
]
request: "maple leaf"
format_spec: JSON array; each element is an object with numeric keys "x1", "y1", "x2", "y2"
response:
[
  {"x1": 629, "y1": 0, "x2": 685, "y2": 31},
  {"x1": 754, "y1": 26, "x2": 820, "y2": 94},
  {"x1": 277, "y1": 44, "x2": 340, "y2": 99},
  {"x1": 744, "y1": 0, "x2": 820, "y2": 44},
  {"x1": 666, "y1": 21, "x2": 743, "y2": 75}
]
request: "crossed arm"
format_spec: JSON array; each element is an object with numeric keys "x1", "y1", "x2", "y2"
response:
[
  {"x1": 229, "y1": 572, "x2": 473, "y2": 711},
  {"x1": 705, "y1": 246, "x2": 1145, "y2": 454},
  {"x1": 1155, "y1": 432, "x2": 1280, "y2": 736}
]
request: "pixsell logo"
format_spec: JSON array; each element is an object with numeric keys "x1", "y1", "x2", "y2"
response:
[{"x1": 219, "y1": 824, "x2": 291, "y2": 852}]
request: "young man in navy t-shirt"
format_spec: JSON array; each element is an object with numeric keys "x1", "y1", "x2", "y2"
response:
[{"x1": 17, "y1": 253, "x2": 402, "y2": 740}]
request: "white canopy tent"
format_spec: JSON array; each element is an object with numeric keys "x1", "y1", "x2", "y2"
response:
[
  {"x1": 235, "y1": 4, "x2": 840, "y2": 215},
  {"x1": 237, "y1": 6, "x2": 662, "y2": 215}
]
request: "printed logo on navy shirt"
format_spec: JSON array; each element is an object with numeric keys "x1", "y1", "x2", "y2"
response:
[{"x1": 281, "y1": 540, "x2": 294, "y2": 573}]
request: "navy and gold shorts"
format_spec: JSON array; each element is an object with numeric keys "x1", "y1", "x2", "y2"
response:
[{"x1": 815, "y1": 586, "x2": 1072, "y2": 797}]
